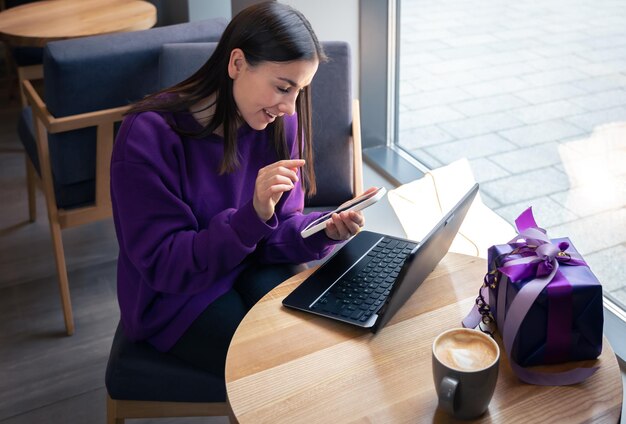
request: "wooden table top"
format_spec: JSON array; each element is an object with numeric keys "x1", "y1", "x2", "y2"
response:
[
  {"x1": 0, "y1": 0, "x2": 156, "y2": 47},
  {"x1": 225, "y1": 252, "x2": 623, "y2": 423}
]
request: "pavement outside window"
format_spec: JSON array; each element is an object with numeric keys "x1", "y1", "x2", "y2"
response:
[{"x1": 398, "y1": 0, "x2": 626, "y2": 311}]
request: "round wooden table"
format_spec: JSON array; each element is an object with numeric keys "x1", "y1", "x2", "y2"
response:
[
  {"x1": 0, "y1": 0, "x2": 157, "y2": 47},
  {"x1": 225, "y1": 253, "x2": 623, "y2": 423}
]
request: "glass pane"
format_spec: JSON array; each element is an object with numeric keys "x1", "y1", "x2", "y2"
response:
[{"x1": 397, "y1": 0, "x2": 626, "y2": 311}]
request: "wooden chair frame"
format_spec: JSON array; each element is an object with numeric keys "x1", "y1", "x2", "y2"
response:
[
  {"x1": 17, "y1": 63, "x2": 43, "y2": 108},
  {"x1": 351, "y1": 98, "x2": 364, "y2": 197},
  {"x1": 106, "y1": 394, "x2": 234, "y2": 424},
  {"x1": 22, "y1": 77, "x2": 129, "y2": 336}
]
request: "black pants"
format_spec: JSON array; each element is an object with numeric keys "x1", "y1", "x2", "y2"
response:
[{"x1": 169, "y1": 263, "x2": 304, "y2": 377}]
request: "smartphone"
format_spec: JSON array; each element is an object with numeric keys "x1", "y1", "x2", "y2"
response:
[{"x1": 300, "y1": 187, "x2": 387, "y2": 238}]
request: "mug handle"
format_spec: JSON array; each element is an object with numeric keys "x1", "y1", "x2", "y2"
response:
[{"x1": 438, "y1": 376, "x2": 458, "y2": 414}]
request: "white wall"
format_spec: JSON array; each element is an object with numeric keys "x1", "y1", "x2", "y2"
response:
[
  {"x1": 188, "y1": 0, "x2": 231, "y2": 20},
  {"x1": 280, "y1": 0, "x2": 360, "y2": 99}
]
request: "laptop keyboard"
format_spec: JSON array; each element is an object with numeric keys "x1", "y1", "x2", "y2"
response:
[{"x1": 310, "y1": 237, "x2": 418, "y2": 323}]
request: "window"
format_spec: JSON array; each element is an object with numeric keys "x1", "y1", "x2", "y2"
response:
[{"x1": 360, "y1": 0, "x2": 626, "y2": 358}]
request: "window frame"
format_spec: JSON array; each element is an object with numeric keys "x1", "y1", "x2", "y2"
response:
[{"x1": 359, "y1": 0, "x2": 425, "y2": 184}]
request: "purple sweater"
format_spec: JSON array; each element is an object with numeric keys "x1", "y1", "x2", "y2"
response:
[{"x1": 110, "y1": 110, "x2": 338, "y2": 351}]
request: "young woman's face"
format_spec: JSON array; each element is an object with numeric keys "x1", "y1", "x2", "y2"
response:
[{"x1": 228, "y1": 48, "x2": 319, "y2": 130}]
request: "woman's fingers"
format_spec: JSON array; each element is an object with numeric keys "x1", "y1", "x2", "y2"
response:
[
  {"x1": 325, "y1": 211, "x2": 365, "y2": 241},
  {"x1": 259, "y1": 159, "x2": 304, "y2": 181},
  {"x1": 253, "y1": 159, "x2": 305, "y2": 221}
]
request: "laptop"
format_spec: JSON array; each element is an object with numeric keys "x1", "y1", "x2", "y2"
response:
[{"x1": 282, "y1": 183, "x2": 479, "y2": 333}]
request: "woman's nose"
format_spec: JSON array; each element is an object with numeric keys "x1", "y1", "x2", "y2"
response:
[{"x1": 278, "y1": 93, "x2": 298, "y2": 115}]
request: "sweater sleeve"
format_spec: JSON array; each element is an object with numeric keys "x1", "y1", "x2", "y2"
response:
[
  {"x1": 256, "y1": 185, "x2": 342, "y2": 264},
  {"x1": 254, "y1": 114, "x2": 342, "y2": 264},
  {"x1": 111, "y1": 112, "x2": 276, "y2": 295}
]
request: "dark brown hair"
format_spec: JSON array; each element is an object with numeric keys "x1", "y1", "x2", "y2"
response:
[{"x1": 128, "y1": 2, "x2": 326, "y2": 195}]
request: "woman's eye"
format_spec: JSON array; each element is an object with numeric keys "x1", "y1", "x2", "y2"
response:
[{"x1": 277, "y1": 87, "x2": 290, "y2": 93}]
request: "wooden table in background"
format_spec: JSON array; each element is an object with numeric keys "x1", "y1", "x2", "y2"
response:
[
  {"x1": 0, "y1": 0, "x2": 156, "y2": 47},
  {"x1": 225, "y1": 253, "x2": 623, "y2": 423},
  {"x1": 0, "y1": 0, "x2": 156, "y2": 106}
]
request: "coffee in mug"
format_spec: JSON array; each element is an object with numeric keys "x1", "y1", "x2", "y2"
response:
[
  {"x1": 434, "y1": 328, "x2": 498, "y2": 371},
  {"x1": 432, "y1": 328, "x2": 500, "y2": 419}
]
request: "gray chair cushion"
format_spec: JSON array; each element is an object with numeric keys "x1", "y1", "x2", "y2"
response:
[
  {"x1": 44, "y1": 19, "x2": 228, "y2": 117},
  {"x1": 308, "y1": 41, "x2": 353, "y2": 207},
  {"x1": 105, "y1": 323, "x2": 225, "y2": 402},
  {"x1": 159, "y1": 42, "x2": 218, "y2": 89}
]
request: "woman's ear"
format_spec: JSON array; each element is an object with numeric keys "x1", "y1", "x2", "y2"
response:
[{"x1": 228, "y1": 48, "x2": 246, "y2": 79}]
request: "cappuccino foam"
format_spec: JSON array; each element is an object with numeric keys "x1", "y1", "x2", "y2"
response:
[{"x1": 434, "y1": 329, "x2": 498, "y2": 371}]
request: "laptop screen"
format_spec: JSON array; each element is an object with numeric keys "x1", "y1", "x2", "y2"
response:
[{"x1": 372, "y1": 183, "x2": 478, "y2": 332}]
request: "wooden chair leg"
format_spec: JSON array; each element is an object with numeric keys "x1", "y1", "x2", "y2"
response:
[
  {"x1": 31, "y1": 90, "x2": 75, "y2": 336},
  {"x1": 25, "y1": 156, "x2": 37, "y2": 222},
  {"x1": 107, "y1": 395, "x2": 124, "y2": 424},
  {"x1": 48, "y1": 219, "x2": 74, "y2": 335}
]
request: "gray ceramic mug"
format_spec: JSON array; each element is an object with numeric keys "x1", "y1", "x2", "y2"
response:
[{"x1": 432, "y1": 328, "x2": 500, "y2": 420}]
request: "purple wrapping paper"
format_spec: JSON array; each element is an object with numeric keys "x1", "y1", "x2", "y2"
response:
[{"x1": 488, "y1": 237, "x2": 603, "y2": 367}]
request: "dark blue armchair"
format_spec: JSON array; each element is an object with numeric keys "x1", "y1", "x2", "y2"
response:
[{"x1": 18, "y1": 18, "x2": 228, "y2": 336}]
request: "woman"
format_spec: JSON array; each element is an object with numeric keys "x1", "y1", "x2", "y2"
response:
[{"x1": 110, "y1": 2, "x2": 365, "y2": 377}]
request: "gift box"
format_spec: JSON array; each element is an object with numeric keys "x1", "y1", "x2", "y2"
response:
[
  {"x1": 487, "y1": 237, "x2": 603, "y2": 367},
  {"x1": 464, "y1": 207, "x2": 603, "y2": 385}
]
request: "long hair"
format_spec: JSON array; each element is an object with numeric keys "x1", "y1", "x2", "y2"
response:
[{"x1": 128, "y1": 2, "x2": 326, "y2": 196}]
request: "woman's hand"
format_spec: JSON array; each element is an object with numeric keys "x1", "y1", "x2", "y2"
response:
[
  {"x1": 324, "y1": 210, "x2": 365, "y2": 241},
  {"x1": 253, "y1": 159, "x2": 305, "y2": 222},
  {"x1": 323, "y1": 186, "x2": 378, "y2": 240}
]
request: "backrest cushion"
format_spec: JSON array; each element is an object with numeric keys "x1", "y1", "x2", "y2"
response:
[
  {"x1": 159, "y1": 42, "x2": 218, "y2": 89},
  {"x1": 45, "y1": 19, "x2": 227, "y2": 116},
  {"x1": 157, "y1": 41, "x2": 354, "y2": 209},
  {"x1": 307, "y1": 41, "x2": 353, "y2": 207},
  {"x1": 41, "y1": 19, "x2": 227, "y2": 205}
]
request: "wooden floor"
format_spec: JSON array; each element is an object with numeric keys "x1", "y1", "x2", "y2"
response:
[{"x1": 0, "y1": 74, "x2": 228, "y2": 422}]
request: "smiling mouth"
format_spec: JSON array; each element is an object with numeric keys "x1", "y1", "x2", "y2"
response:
[{"x1": 263, "y1": 109, "x2": 278, "y2": 118}]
